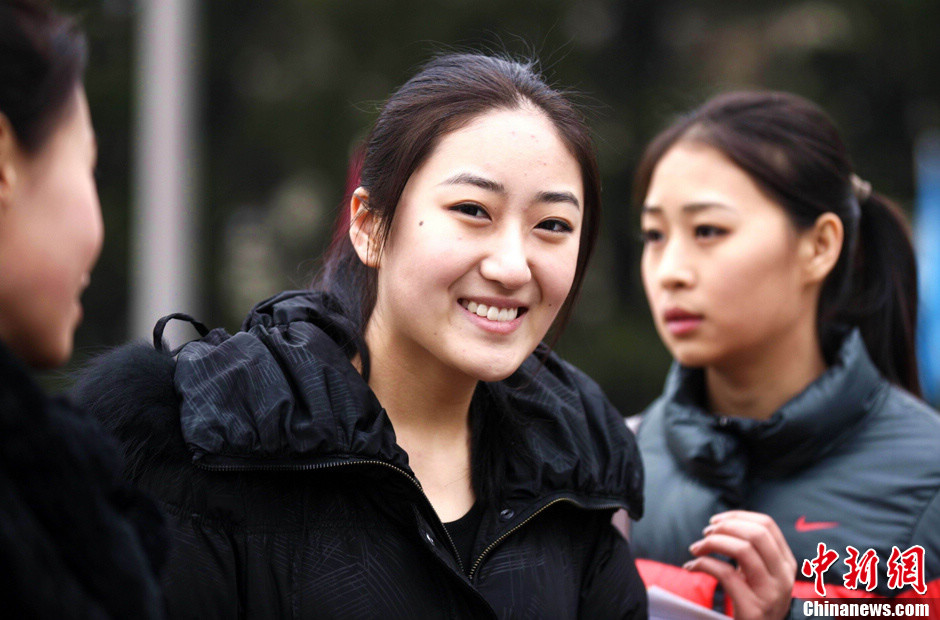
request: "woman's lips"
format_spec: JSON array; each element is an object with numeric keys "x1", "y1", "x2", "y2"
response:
[
  {"x1": 663, "y1": 308, "x2": 703, "y2": 336},
  {"x1": 459, "y1": 298, "x2": 527, "y2": 335}
]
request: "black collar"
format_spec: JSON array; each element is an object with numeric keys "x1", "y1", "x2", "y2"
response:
[{"x1": 173, "y1": 290, "x2": 642, "y2": 518}]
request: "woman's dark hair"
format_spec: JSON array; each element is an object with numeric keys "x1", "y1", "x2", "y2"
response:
[
  {"x1": 0, "y1": 0, "x2": 87, "y2": 153},
  {"x1": 315, "y1": 53, "x2": 601, "y2": 375},
  {"x1": 634, "y1": 91, "x2": 921, "y2": 396}
]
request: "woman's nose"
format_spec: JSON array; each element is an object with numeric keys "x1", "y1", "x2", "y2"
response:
[
  {"x1": 479, "y1": 229, "x2": 532, "y2": 289},
  {"x1": 657, "y1": 239, "x2": 695, "y2": 290}
]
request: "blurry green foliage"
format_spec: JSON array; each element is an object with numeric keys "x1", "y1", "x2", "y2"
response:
[{"x1": 52, "y1": 0, "x2": 940, "y2": 416}]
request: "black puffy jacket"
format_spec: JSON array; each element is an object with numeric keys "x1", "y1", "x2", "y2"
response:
[
  {"x1": 632, "y1": 329, "x2": 940, "y2": 612},
  {"x1": 72, "y1": 291, "x2": 647, "y2": 619},
  {"x1": 0, "y1": 340, "x2": 166, "y2": 618}
]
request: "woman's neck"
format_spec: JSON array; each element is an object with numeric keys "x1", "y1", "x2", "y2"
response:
[
  {"x1": 705, "y1": 321, "x2": 827, "y2": 421},
  {"x1": 364, "y1": 321, "x2": 477, "y2": 434},
  {"x1": 361, "y1": 317, "x2": 478, "y2": 521},
  {"x1": 368, "y1": 350, "x2": 477, "y2": 438}
]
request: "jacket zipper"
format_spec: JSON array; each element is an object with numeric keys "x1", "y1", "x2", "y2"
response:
[
  {"x1": 198, "y1": 460, "x2": 625, "y2": 591},
  {"x1": 467, "y1": 497, "x2": 624, "y2": 581},
  {"x1": 195, "y1": 457, "x2": 468, "y2": 575}
]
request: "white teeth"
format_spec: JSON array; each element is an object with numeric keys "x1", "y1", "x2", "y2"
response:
[{"x1": 461, "y1": 300, "x2": 520, "y2": 322}]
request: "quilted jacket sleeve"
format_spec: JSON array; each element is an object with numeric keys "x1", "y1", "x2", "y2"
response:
[{"x1": 579, "y1": 515, "x2": 649, "y2": 619}]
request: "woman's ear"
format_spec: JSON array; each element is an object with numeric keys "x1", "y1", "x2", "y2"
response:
[
  {"x1": 799, "y1": 212, "x2": 844, "y2": 285},
  {"x1": 0, "y1": 114, "x2": 18, "y2": 211},
  {"x1": 348, "y1": 187, "x2": 381, "y2": 268}
]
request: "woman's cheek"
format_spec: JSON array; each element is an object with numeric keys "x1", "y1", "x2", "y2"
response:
[{"x1": 542, "y1": 247, "x2": 579, "y2": 308}]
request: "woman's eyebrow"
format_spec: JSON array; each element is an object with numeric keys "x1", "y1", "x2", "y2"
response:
[
  {"x1": 642, "y1": 202, "x2": 734, "y2": 214},
  {"x1": 439, "y1": 172, "x2": 505, "y2": 193},
  {"x1": 681, "y1": 202, "x2": 735, "y2": 214},
  {"x1": 441, "y1": 172, "x2": 580, "y2": 209},
  {"x1": 536, "y1": 190, "x2": 580, "y2": 210}
]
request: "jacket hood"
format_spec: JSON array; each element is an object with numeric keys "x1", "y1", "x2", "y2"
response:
[
  {"x1": 659, "y1": 328, "x2": 885, "y2": 504},
  {"x1": 493, "y1": 351, "x2": 644, "y2": 517},
  {"x1": 175, "y1": 291, "x2": 406, "y2": 470},
  {"x1": 174, "y1": 291, "x2": 643, "y2": 517}
]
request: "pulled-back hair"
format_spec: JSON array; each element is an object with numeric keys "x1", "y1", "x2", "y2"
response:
[
  {"x1": 0, "y1": 0, "x2": 87, "y2": 153},
  {"x1": 634, "y1": 91, "x2": 920, "y2": 396},
  {"x1": 315, "y1": 52, "x2": 601, "y2": 378},
  {"x1": 314, "y1": 53, "x2": 602, "y2": 506}
]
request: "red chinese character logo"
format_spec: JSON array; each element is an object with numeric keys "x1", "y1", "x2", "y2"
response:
[
  {"x1": 843, "y1": 546, "x2": 879, "y2": 592},
  {"x1": 886, "y1": 545, "x2": 926, "y2": 595},
  {"x1": 802, "y1": 542, "x2": 840, "y2": 596}
]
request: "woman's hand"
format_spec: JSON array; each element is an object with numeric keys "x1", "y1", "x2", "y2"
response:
[{"x1": 684, "y1": 510, "x2": 796, "y2": 620}]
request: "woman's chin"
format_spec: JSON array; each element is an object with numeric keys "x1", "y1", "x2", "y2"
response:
[
  {"x1": 460, "y1": 356, "x2": 525, "y2": 384},
  {"x1": 667, "y1": 343, "x2": 715, "y2": 369},
  {"x1": 25, "y1": 341, "x2": 72, "y2": 370}
]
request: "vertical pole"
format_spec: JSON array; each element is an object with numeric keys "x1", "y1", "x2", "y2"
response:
[
  {"x1": 131, "y1": 0, "x2": 200, "y2": 344},
  {"x1": 915, "y1": 129, "x2": 940, "y2": 404}
]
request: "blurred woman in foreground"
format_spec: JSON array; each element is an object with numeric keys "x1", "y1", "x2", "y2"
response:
[
  {"x1": 0, "y1": 0, "x2": 164, "y2": 616},
  {"x1": 631, "y1": 91, "x2": 940, "y2": 618}
]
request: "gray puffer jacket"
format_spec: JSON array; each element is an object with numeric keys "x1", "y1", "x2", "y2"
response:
[{"x1": 632, "y1": 329, "x2": 940, "y2": 613}]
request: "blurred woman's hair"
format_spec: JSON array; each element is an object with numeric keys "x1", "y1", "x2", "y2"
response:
[
  {"x1": 0, "y1": 0, "x2": 87, "y2": 153},
  {"x1": 314, "y1": 52, "x2": 601, "y2": 375},
  {"x1": 633, "y1": 90, "x2": 920, "y2": 396}
]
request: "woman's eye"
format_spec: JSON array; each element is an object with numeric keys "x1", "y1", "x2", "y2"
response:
[
  {"x1": 694, "y1": 225, "x2": 727, "y2": 239},
  {"x1": 536, "y1": 219, "x2": 573, "y2": 234},
  {"x1": 450, "y1": 203, "x2": 489, "y2": 218},
  {"x1": 640, "y1": 228, "x2": 663, "y2": 244}
]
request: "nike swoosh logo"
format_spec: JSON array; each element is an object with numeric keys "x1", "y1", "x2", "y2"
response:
[{"x1": 795, "y1": 516, "x2": 840, "y2": 532}]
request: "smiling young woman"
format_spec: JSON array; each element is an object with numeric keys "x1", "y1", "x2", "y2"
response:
[
  {"x1": 348, "y1": 105, "x2": 585, "y2": 521},
  {"x1": 73, "y1": 53, "x2": 646, "y2": 618},
  {"x1": 630, "y1": 91, "x2": 940, "y2": 619},
  {"x1": 0, "y1": 0, "x2": 164, "y2": 616}
]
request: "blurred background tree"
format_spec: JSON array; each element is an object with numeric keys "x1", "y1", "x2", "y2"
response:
[{"x1": 53, "y1": 0, "x2": 940, "y2": 416}]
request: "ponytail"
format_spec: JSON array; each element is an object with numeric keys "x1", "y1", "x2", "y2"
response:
[{"x1": 825, "y1": 190, "x2": 921, "y2": 397}]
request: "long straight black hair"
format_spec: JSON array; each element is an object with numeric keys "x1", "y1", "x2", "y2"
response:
[{"x1": 634, "y1": 91, "x2": 921, "y2": 397}]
